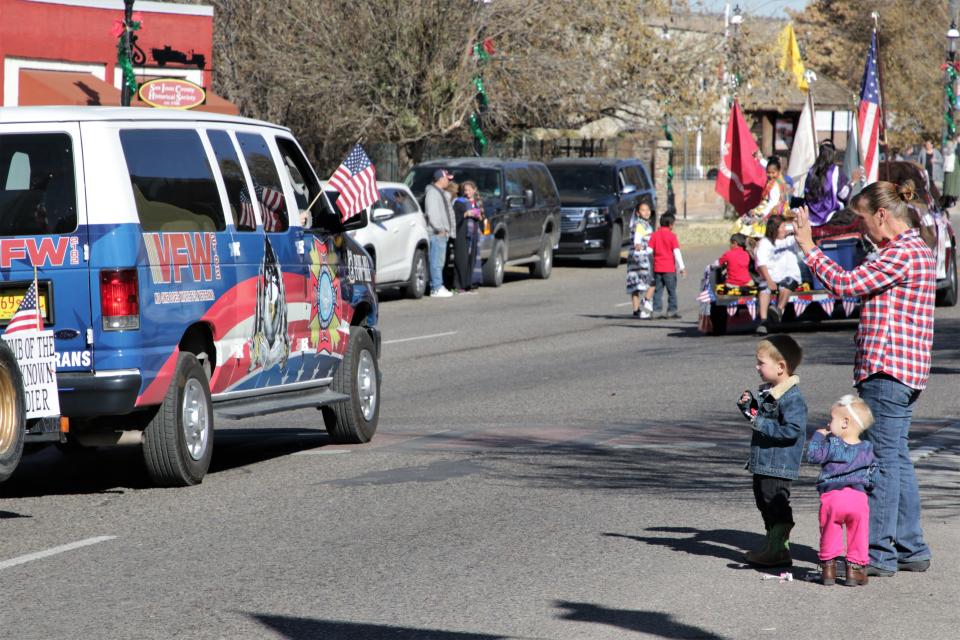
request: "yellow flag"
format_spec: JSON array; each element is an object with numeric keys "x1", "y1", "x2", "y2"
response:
[{"x1": 779, "y1": 23, "x2": 808, "y2": 91}]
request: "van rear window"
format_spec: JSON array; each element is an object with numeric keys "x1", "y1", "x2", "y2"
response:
[
  {"x1": 120, "y1": 129, "x2": 226, "y2": 232},
  {"x1": 0, "y1": 133, "x2": 77, "y2": 236}
]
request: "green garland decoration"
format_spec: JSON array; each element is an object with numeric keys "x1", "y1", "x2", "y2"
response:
[
  {"x1": 469, "y1": 40, "x2": 493, "y2": 155},
  {"x1": 117, "y1": 18, "x2": 142, "y2": 96},
  {"x1": 945, "y1": 65, "x2": 958, "y2": 144}
]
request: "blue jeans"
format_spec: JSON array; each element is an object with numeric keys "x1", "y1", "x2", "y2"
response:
[
  {"x1": 652, "y1": 272, "x2": 678, "y2": 313},
  {"x1": 857, "y1": 374, "x2": 931, "y2": 571},
  {"x1": 428, "y1": 234, "x2": 447, "y2": 292}
]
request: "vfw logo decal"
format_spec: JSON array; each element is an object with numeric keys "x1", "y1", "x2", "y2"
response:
[{"x1": 309, "y1": 239, "x2": 342, "y2": 353}]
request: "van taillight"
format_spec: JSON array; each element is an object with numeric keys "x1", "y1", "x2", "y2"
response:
[{"x1": 100, "y1": 269, "x2": 139, "y2": 331}]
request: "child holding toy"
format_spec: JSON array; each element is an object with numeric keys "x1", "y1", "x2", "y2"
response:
[{"x1": 736, "y1": 334, "x2": 808, "y2": 567}]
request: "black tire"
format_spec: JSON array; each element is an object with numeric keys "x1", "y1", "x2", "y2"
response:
[
  {"x1": 937, "y1": 248, "x2": 958, "y2": 307},
  {"x1": 142, "y1": 353, "x2": 214, "y2": 487},
  {"x1": 482, "y1": 239, "x2": 506, "y2": 287},
  {"x1": 0, "y1": 341, "x2": 26, "y2": 483},
  {"x1": 604, "y1": 224, "x2": 622, "y2": 268},
  {"x1": 323, "y1": 328, "x2": 380, "y2": 444},
  {"x1": 405, "y1": 247, "x2": 427, "y2": 299},
  {"x1": 709, "y1": 304, "x2": 728, "y2": 336},
  {"x1": 529, "y1": 236, "x2": 553, "y2": 279}
]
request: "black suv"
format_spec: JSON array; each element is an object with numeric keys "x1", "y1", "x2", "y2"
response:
[
  {"x1": 405, "y1": 159, "x2": 561, "y2": 286},
  {"x1": 547, "y1": 158, "x2": 656, "y2": 267}
]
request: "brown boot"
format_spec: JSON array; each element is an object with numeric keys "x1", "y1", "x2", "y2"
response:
[
  {"x1": 846, "y1": 562, "x2": 869, "y2": 586},
  {"x1": 821, "y1": 559, "x2": 837, "y2": 586}
]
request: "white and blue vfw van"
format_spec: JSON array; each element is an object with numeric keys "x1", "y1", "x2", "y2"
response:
[{"x1": 0, "y1": 107, "x2": 380, "y2": 486}]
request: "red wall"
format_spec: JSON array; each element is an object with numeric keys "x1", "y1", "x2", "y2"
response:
[{"x1": 0, "y1": 0, "x2": 214, "y2": 91}]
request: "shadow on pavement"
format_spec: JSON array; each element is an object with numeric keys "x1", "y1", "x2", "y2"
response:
[
  {"x1": 555, "y1": 600, "x2": 730, "y2": 639},
  {"x1": 0, "y1": 428, "x2": 329, "y2": 498},
  {"x1": 250, "y1": 613, "x2": 507, "y2": 639},
  {"x1": 603, "y1": 526, "x2": 819, "y2": 567}
]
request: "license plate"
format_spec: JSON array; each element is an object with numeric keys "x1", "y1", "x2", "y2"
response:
[{"x1": 0, "y1": 289, "x2": 49, "y2": 322}]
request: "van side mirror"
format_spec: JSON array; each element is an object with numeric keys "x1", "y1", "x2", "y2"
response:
[
  {"x1": 621, "y1": 184, "x2": 637, "y2": 195},
  {"x1": 342, "y1": 209, "x2": 369, "y2": 231},
  {"x1": 524, "y1": 189, "x2": 535, "y2": 208}
]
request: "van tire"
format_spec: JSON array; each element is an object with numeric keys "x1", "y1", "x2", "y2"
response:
[
  {"x1": 0, "y1": 341, "x2": 26, "y2": 483},
  {"x1": 323, "y1": 328, "x2": 379, "y2": 444},
  {"x1": 529, "y1": 237, "x2": 553, "y2": 279},
  {"x1": 405, "y1": 248, "x2": 427, "y2": 299},
  {"x1": 937, "y1": 247, "x2": 958, "y2": 307},
  {"x1": 142, "y1": 353, "x2": 214, "y2": 487},
  {"x1": 604, "y1": 224, "x2": 622, "y2": 268},
  {"x1": 483, "y1": 240, "x2": 505, "y2": 287}
]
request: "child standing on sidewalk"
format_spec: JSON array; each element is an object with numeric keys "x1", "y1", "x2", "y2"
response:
[
  {"x1": 625, "y1": 201, "x2": 655, "y2": 318},
  {"x1": 648, "y1": 213, "x2": 686, "y2": 319},
  {"x1": 736, "y1": 335, "x2": 807, "y2": 567},
  {"x1": 806, "y1": 395, "x2": 876, "y2": 587}
]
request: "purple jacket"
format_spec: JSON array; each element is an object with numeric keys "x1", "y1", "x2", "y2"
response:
[{"x1": 805, "y1": 165, "x2": 849, "y2": 226}]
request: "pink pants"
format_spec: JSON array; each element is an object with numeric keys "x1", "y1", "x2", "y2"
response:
[{"x1": 819, "y1": 487, "x2": 869, "y2": 566}]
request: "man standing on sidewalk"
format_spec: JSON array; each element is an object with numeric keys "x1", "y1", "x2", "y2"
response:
[{"x1": 424, "y1": 169, "x2": 455, "y2": 298}]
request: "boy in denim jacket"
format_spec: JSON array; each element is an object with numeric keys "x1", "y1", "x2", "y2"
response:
[{"x1": 737, "y1": 335, "x2": 808, "y2": 567}]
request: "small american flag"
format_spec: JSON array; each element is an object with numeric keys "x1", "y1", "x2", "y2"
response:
[
  {"x1": 257, "y1": 184, "x2": 287, "y2": 233},
  {"x1": 5, "y1": 280, "x2": 44, "y2": 334},
  {"x1": 237, "y1": 188, "x2": 257, "y2": 230},
  {"x1": 326, "y1": 144, "x2": 378, "y2": 222}
]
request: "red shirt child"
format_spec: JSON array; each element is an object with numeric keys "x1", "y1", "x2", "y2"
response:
[
  {"x1": 649, "y1": 223, "x2": 685, "y2": 274},
  {"x1": 719, "y1": 235, "x2": 753, "y2": 286}
]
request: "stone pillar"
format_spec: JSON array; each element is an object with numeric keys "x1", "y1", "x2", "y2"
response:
[{"x1": 653, "y1": 140, "x2": 673, "y2": 214}]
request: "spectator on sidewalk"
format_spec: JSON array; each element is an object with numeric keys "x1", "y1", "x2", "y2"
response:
[
  {"x1": 452, "y1": 180, "x2": 483, "y2": 294},
  {"x1": 625, "y1": 200, "x2": 655, "y2": 318},
  {"x1": 424, "y1": 169, "x2": 455, "y2": 298},
  {"x1": 795, "y1": 181, "x2": 934, "y2": 578},
  {"x1": 648, "y1": 212, "x2": 686, "y2": 319},
  {"x1": 913, "y1": 139, "x2": 943, "y2": 191}
]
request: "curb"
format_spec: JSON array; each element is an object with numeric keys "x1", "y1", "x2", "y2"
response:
[{"x1": 910, "y1": 421, "x2": 960, "y2": 464}]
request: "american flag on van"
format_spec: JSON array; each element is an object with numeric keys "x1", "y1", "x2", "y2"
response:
[
  {"x1": 326, "y1": 144, "x2": 378, "y2": 222},
  {"x1": 4, "y1": 279, "x2": 44, "y2": 334}
]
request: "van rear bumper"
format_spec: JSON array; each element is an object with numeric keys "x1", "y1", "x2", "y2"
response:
[{"x1": 57, "y1": 370, "x2": 142, "y2": 417}]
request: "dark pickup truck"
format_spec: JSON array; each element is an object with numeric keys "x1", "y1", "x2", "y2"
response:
[{"x1": 405, "y1": 158, "x2": 561, "y2": 286}]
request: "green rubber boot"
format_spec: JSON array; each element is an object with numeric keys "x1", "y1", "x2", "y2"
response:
[{"x1": 745, "y1": 523, "x2": 793, "y2": 567}]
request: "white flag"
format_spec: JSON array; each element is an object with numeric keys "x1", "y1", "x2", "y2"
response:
[{"x1": 787, "y1": 95, "x2": 818, "y2": 196}]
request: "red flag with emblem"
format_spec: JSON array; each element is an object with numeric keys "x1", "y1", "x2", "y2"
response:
[{"x1": 715, "y1": 99, "x2": 766, "y2": 215}]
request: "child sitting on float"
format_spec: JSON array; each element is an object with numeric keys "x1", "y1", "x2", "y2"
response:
[{"x1": 734, "y1": 156, "x2": 788, "y2": 238}]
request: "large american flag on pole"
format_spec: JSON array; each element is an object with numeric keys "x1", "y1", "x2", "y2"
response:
[
  {"x1": 326, "y1": 144, "x2": 378, "y2": 222},
  {"x1": 858, "y1": 31, "x2": 881, "y2": 185},
  {"x1": 4, "y1": 279, "x2": 44, "y2": 334}
]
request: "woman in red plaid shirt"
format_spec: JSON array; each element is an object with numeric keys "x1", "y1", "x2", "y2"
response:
[{"x1": 794, "y1": 181, "x2": 933, "y2": 578}]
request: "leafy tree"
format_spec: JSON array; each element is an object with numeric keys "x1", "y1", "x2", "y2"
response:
[{"x1": 791, "y1": 0, "x2": 950, "y2": 149}]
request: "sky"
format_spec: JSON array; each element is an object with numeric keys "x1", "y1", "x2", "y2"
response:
[{"x1": 695, "y1": 0, "x2": 809, "y2": 18}]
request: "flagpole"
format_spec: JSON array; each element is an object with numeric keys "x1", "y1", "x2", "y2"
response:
[
  {"x1": 872, "y1": 11, "x2": 890, "y2": 175},
  {"x1": 33, "y1": 263, "x2": 40, "y2": 332}
]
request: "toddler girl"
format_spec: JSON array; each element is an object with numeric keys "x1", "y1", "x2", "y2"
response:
[{"x1": 805, "y1": 395, "x2": 876, "y2": 586}]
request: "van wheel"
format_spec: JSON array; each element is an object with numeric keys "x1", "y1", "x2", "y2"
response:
[
  {"x1": 604, "y1": 224, "x2": 622, "y2": 268},
  {"x1": 405, "y1": 248, "x2": 427, "y2": 299},
  {"x1": 529, "y1": 237, "x2": 553, "y2": 279},
  {"x1": 0, "y1": 341, "x2": 26, "y2": 483},
  {"x1": 937, "y1": 248, "x2": 958, "y2": 307},
  {"x1": 483, "y1": 240, "x2": 505, "y2": 287},
  {"x1": 142, "y1": 353, "x2": 213, "y2": 487},
  {"x1": 323, "y1": 328, "x2": 379, "y2": 444}
]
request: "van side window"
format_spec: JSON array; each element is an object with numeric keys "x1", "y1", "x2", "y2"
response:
[
  {"x1": 0, "y1": 133, "x2": 77, "y2": 236},
  {"x1": 635, "y1": 166, "x2": 652, "y2": 190},
  {"x1": 624, "y1": 166, "x2": 646, "y2": 191},
  {"x1": 504, "y1": 168, "x2": 523, "y2": 198},
  {"x1": 274, "y1": 137, "x2": 339, "y2": 230},
  {"x1": 528, "y1": 165, "x2": 559, "y2": 206},
  {"x1": 516, "y1": 168, "x2": 538, "y2": 202},
  {"x1": 207, "y1": 130, "x2": 256, "y2": 232},
  {"x1": 119, "y1": 129, "x2": 225, "y2": 232},
  {"x1": 236, "y1": 133, "x2": 288, "y2": 233}
]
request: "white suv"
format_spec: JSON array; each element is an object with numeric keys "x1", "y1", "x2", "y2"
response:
[{"x1": 348, "y1": 182, "x2": 429, "y2": 299}]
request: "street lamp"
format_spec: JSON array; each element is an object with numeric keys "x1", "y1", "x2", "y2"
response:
[
  {"x1": 943, "y1": 20, "x2": 959, "y2": 145},
  {"x1": 729, "y1": 5, "x2": 743, "y2": 92},
  {"x1": 120, "y1": 0, "x2": 135, "y2": 107}
]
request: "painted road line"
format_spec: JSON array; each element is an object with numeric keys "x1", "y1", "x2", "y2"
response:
[
  {"x1": 293, "y1": 449, "x2": 352, "y2": 456},
  {"x1": 383, "y1": 331, "x2": 457, "y2": 345},
  {"x1": 614, "y1": 302, "x2": 632, "y2": 308},
  {"x1": 0, "y1": 536, "x2": 116, "y2": 571}
]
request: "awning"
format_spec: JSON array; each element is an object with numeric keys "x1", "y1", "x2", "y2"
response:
[{"x1": 18, "y1": 69, "x2": 240, "y2": 115}]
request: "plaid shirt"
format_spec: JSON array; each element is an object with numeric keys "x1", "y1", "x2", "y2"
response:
[{"x1": 804, "y1": 228, "x2": 935, "y2": 390}]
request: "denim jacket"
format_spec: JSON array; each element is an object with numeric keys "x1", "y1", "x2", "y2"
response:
[{"x1": 744, "y1": 376, "x2": 808, "y2": 480}]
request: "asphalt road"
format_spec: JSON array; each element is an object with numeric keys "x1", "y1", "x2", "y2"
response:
[{"x1": 2, "y1": 245, "x2": 959, "y2": 639}]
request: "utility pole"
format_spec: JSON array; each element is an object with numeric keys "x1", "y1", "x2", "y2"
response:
[{"x1": 120, "y1": 0, "x2": 135, "y2": 107}]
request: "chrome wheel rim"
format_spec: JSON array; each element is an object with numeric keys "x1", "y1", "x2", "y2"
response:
[
  {"x1": 0, "y1": 366, "x2": 16, "y2": 456},
  {"x1": 496, "y1": 250, "x2": 504, "y2": 281},
  {"x1": 415, "y1": 254, "x2": 427, "y2": 294},
  {"x1": 181, "y1": 378, "x2": 209, "y2": 461},
  {"x1": 543, "y1": 245, "x2": 552, "y2": 272},
  {"x1": 357, "y1": 350, "x2": 378, "y2": 421}
]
